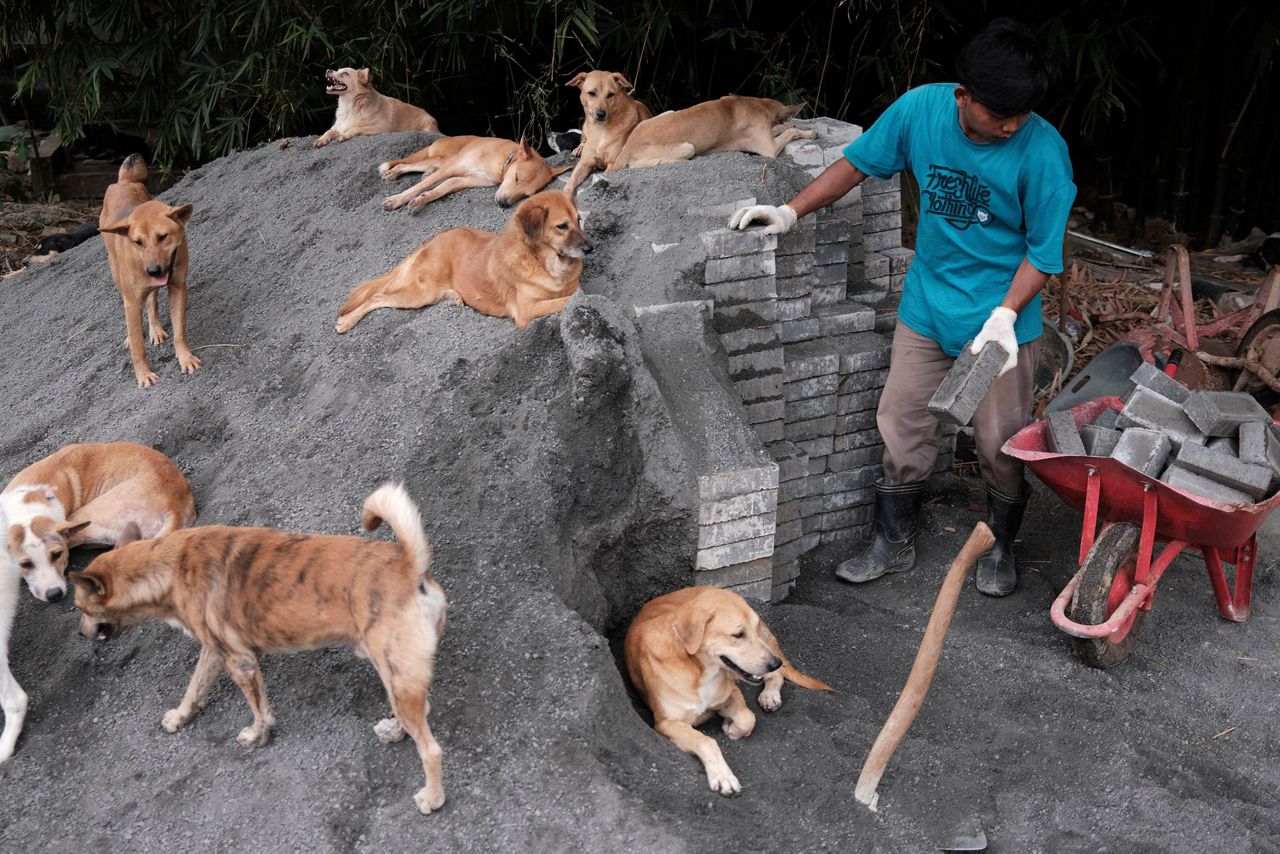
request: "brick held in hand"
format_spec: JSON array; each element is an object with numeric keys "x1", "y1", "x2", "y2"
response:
[{"x1": 927, "y1": 340, "x2": 1006, "y2": 427}]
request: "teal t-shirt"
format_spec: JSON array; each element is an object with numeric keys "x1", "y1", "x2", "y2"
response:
[{"x1": 843, "y1": 83, "x2": 1076, "y2": 356}]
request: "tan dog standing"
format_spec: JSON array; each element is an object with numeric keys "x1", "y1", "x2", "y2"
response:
[
  {"x1": 314, "y1": 67, "x2": 439, "y2": 147},
  {"x1": 379, "y1": 136, "x2": 570, "y2": 212},
  {"x1": 99, "y1": 155, "x2": 200, "y2": 388},
  {"x1": 624, "y1": 585, "x2": 833, "y2": 796},
  {"x1": 562, "y1": 70, "x2": 652, "y2": 197},
  {"x1": 337, "y1": 189, "x2": 589, "y2": 333},
  {"x1": 2, "y1": 441, "x2": 196, "y2": 602},
  {"x1": 609, "y1": 95, "x2": 815, "y2": 171},
  {"x1": 70, "y1": 483, "x2": 449, "y2": 815}
]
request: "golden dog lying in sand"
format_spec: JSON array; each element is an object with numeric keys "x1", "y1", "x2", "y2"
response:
[
  {"x1": 337, "y1": 189, "x2": 589, "y2": 332},
  {"x1": 315, "y1": 67, "x2": 439, "y2": 147},
  {"x1": 625, "y1": 585, "x2": 833, "y2": 796}
]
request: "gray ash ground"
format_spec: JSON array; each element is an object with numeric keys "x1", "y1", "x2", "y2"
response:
[{"x1": 1, "y1": 132, "x2": 1278, "y2": 852}]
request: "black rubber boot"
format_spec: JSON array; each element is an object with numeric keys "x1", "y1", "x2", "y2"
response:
[
  {"x1": 974, "y1": 483, "x2": 1030, "y2": 597},
  {"x1": 834, "y1": 479, "x2": 925, "y2": 584}
]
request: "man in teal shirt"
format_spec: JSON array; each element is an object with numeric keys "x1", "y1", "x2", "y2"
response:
[{"x1": 731, "y1": 19, "x2": 1075, "y2": 596}]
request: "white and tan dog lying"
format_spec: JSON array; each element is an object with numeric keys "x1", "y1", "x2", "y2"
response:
[
  {"x1": 379, "y1": 136, "x2": 570, "y2": 212},
  {"x1": 625, "y1": 585, "x2": 833, "y2": 796},
  {"x1": 337, "y1": 189, "x2": 589, "y2": 333},
  {"x1": 1, "y1": 501, "x2": 24, "y2": 763},
  {"x1": 70, "y1": 483, "x2": 448, "y2": 815},
  {"x1": 608, "y1": 95, "x2": 814, "y2": 171},
  {"x1": 2, "y1": 441, "x2": 195, "y2": 603},
  {"x1": 314, "y1": 67, "x2": 439, "y2": 147},
  {"x1": 562, "y1": 69, "x2": 652, "y2": 197}
]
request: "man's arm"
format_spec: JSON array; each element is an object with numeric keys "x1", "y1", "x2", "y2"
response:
[
  {"x1": 1001, "y1": 257, "x2": 1051, "y2": 313},
  {"x1": 971, "y1": 257, "x2": 1053, "y2": 376},
  {"x1": 729, "y1": 159, "x2": 870, "y2": 233},
  {"x1": 787, "y1": 158, "x2": 869, "y2": 218}
]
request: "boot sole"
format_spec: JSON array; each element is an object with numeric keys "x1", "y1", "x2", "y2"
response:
[{"x1": 834, "y1": 558, "x2": 915, "y2": 585}]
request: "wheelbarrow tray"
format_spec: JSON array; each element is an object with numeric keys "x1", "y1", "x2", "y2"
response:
[{"x1": 1003, "y1": 396, "x2": 1280, "y2": 551}]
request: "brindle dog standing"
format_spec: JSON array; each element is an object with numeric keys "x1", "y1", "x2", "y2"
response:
[{"x1": 71, "y1": 483, "x2": 449, "y2": 815}]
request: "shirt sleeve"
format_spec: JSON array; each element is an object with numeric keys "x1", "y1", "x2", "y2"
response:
[
  {"x1": 1024, "y1": 181, "x2": 1077, "y2": 274},
  {"x1": 843, "y1": 89, "x2": 916, "y2": 179}
]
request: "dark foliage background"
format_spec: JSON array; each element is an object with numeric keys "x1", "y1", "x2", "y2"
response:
[{"x1": 1, "y1": 0, "x2": 1277, "y2": 244}]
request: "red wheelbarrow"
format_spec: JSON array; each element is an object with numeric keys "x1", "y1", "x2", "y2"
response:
[{"x1": 1003, "y1": 397, "x2": 1278, "y2": 668}]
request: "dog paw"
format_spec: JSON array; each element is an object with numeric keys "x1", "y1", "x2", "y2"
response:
[
  {"x1": 722, "y1": 715, "x2": 755, "y2": 740},
  {"x1": 149, "y1": 328, "x2": 170, "y2": 345},
  {"x1": 374, "y1": 717, "x2": 406, "y2": 744},
  {"x1": 414, "y1": 784, "x2": 446, "y2": 815},
  {"x1": 313, "y1": 138, "x2": 329, "y2": 149},
  {"x1": 706, "y1": 766, "x2": 742, "y2": 797},
  {"x1": 407, "y1": 197, "x2": 428, "y2": 214},
  {"x1": 161, "y1": 709, "x2": 190, "y2": 733},
  {"x1": 135, "y1": 370, "x2": 159, "y2": 388},
  {"x1": 382, "y1": 195, "x2": 405, "y2": 211},
  {"x1": 378, "y1": 162, "x2": 395, "y2": 180},
  {"x1": 177, "y1": 352, "x2": 203, "y2": 374},
  {"x1": 236, "y1": 724, "x2": 271, "y2": 750},
  {"x1": 758, "y1": 686, "x2": 782, "y2": 712}
]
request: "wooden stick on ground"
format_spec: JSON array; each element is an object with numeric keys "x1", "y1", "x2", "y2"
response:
[{"x1": 853, "y1": 522, "x2": 996, "y2": 811}]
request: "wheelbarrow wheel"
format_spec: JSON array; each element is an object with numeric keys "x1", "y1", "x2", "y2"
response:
[{"x1": 1069, "y1": 522, "x2": 1146, "y2": 669}]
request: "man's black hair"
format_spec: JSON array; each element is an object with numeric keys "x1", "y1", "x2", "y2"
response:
[{"x1": 955, "y1": 18, "x2": 1050, "y2": 117}]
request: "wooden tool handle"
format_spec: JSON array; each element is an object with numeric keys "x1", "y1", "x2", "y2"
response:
[{"x1": 853, "y1": 522, "x2": 996, "y2": 811}]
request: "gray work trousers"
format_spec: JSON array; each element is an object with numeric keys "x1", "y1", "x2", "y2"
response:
[{"x1": 877, "y1": 321, "x2": 1040, "y2": 494}]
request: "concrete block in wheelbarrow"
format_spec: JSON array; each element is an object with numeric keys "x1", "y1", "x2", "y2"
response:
[
  {"x1": 926, "y1": 340, "x2": 1006, "y2": 426},
  {"x1": 1159, "y1": 464, "x2": 1254, "y2": 505},
  {"x1": 1127, "y1": 361, "x2": 1190, "y2": 404},
  {"x1": 1116, "y1": 386, "x2": 1206, "y2": 449},
  {"x1": 1093, "y1": 408, "x2": 1121, "y2": 430},
  {"x1": 1110, "y1": 428, "x2": 1172, "y2": 477},
  {"x1": 1046, "y1": 410, "x2": 1087, "y2": 455},
  {"x1": 1182, "y1": 390, "x2": 1271, "y2": 437},
  {"x1": 1239, "y1": 421, "x2": 1280, "y2": 487},
  {"x1": 1080, "y1": 424, "x2": 1121, "y2": 457},
  {"x1": 1171, "y1": 441, "x2": 1272, "y2": 500}
]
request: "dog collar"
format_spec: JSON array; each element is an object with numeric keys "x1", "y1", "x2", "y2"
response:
[{"x1": 500, "y1": 149, "x2": 518, "y2": 176}]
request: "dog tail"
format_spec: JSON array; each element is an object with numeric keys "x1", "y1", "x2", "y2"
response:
[
  {"x1": 338, "y1": 270, "x2": 394, "y2": 319},
  {"x1": 362, "y1": 482, "x2": 432, "y2": 579},
  {"x1": 119, "y1": 154, "x2": 149, "y2": 184},
  {"x1": 781, "y1": 664, "x2": 835, "y2": 693}
]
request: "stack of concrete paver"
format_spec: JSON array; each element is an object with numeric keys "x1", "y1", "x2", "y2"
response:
[
  {"x1": 1050, "y1": 361, "x2": 1280, "y2": 505},
  {"x1": 769, "y1": 439, "x2": 810, "y2": 601},
  {"x1": 775, "y1": 217, "x2": 819, "y2": 345},
  {"x1": 634, "y1": 301, "x2": 781, "y2": 602}
]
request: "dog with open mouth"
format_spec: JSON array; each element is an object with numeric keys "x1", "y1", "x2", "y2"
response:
[
  {"x1": 336, "y1": 188, "x2": 590, "y2": 332},
  {"x1": 69, "y1": 483, "x2": 449, "y2": 815},
  {"x1": 314, "y1": 67, "x2": 439, "y2": 147},
  {"x1": 98, "y1": 155, "x2": 200, "y2": 388},
  {"x1": 624, "y1": 585, "x2": 833, "y2": 796}
]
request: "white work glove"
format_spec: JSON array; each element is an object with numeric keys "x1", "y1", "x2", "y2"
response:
[
  {"x1": 971, "y1": 306, "x2": 1019, "y2": 376},
  {"x1": 727, "y1": 203, "x2": 797, "y2": 235}
]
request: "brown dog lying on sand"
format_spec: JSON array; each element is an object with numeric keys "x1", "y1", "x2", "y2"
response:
[
  {"x1": 337, "y1": 189, "x2": 589, "y2": 333},
  {"x1": 70, "y1": 483, "x2": 449, "y2": 815},
  {"x1": 99, "y1": 155, "x2": 201, "y2": 388},
  {"x1": 379, "y1": 136, "x2": 570, "y2": 212},
  {"x1": 625, "y1": 585, "x2": 833, "y2": 796},
  {"x1": 2, "y1": 441, "x2": 195, "y2": 603},
  {"x1": 314, "y1": 67, "x2": 439, "y2": 147},
  {"x1": 562, "y1": 70, "x2": 652, "y2": 197},
  {"x1": 608, "y1": 95, "x2": 815, "y2": 171}
]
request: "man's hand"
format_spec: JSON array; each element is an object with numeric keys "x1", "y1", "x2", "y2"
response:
[
  {"x1": 971, "y1": 307, "x2": 1019, "y2": 376},
  {"x1": 728, "y1": 203, "x2": 797, "y2": 235}
]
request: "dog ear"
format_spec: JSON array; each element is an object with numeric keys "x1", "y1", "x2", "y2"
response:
[
  {"x1": 566, "y1": 72, "x2": 587, "y2": 89},
  {"x1": 516, "y1": 201, "x2": 548, "y2": 241},
  {"x1": 117, "y1": 522, "x2": 143, "y2": 547},
  {"x1": 611, "y1": 72, "x2": 636, "y2": 91},
  {"x1": 779, "y1": 103, "x2": 805, "y2": 121},
  {"x1": 167, "y1": 203, "x2": 194, "y2": 225},
  {"x1": 56, "y1": 520, "x2": 92, "y2": 540},
  {"x1": 68, "y1": 569, "x2": 107, "y2": 598},
  {"x1": 357, "y1": 68, "x2": 371, "y2": 85},
  {"x1": 673, "y1": 607, "x2": 712, "y2": 657},
  {"x1": 517, "y1": 136, "x2": 536, "y2": 156},
  {"x1": 551, "y1": 164, "x2": 572, "y2": 178},
  {"x1": 99, "y1": 217, "x2": 132, "y2": 237}
]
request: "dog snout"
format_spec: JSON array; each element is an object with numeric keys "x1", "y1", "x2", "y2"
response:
[
  {"x1": 145, "y1": 264, "x2": 165, "y2": 277},
  {"x1": 44, "y1": 587, "x2": 65, "y2": 603},
  {"x1": 766, "y1": 656, "x2": 782, "y2": 673},
  {"x1": 496, "y1": 196, "x2": 513, "y2": 209},
  {"x1": 594, "y1": 109, "x2": 607, "y2": 121},
  {"x1": 581, "y1": 237, "x2": 594, "y2": 254}
]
